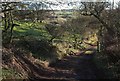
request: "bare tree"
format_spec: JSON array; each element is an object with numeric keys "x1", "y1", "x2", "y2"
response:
[
  {"x1": 28, "y1": 2, "x2": 48, "y2": 22},
  {"x1": 79, "y1": 2, "x2": 116, "y2": 36},
  {"x1": 1, "y1": 2, "x2": 20, "y2": 45},
  {"x1": 78, "y1": 1, "x2": 120, "y2": 62}
]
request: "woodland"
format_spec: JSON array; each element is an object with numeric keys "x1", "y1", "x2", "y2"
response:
[{"x1": 0, "y1": 1, "x2": 120, "y2": 80}]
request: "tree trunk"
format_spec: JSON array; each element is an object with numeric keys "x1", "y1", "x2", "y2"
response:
[{"x1": 93, "y1": 14, "x2": 115, "y2": 37}]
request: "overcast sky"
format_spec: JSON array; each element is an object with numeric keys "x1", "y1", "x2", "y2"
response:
[
  {"x1": 41, "y1": 0, "x2": 119, "y2": 3},
  {"x1": 21, "y1": 0, "x2": 120, "y2": 10},
  {"x1": 46, "y1": 0, "x2": 120, "y2": 10}
]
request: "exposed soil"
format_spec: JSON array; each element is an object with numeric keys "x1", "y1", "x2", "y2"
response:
[
  {"x1": 2, "y1": 46, "x2": 106, "y2": 81},
  {"x1": 49, "y1": 53, "x2": 106, "y2": 80}
]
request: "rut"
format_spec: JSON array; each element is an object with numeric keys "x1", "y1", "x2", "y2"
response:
[{"x1": 12, "y1": 47, "x2": 106, "y2": 80}]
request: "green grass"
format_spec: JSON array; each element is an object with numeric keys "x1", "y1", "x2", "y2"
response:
[
  {"x1": 2, "y1": 68, "x2": 22, "y2": 79},
  {"x1": 11, "y1": 21, "x2": 60, "y2": 61},
  {"x1": 12, "y1": 21, "x2": 86, "y2": 62},
  {"x1": 13, "y1": 21, "x2": 51, "y2": 40}
]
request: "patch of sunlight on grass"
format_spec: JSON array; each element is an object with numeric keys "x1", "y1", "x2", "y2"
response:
[
  {"x1": 18, "y1": 30, "x2": 26, "y2": 33},
  {"x1": 82, "y1": 33, "x2": 98, "y2": 49},
  {"x1": 88, "y1": 33, "x2": 98, "y2": 44},
  {"x1": 14, "y1": 27, "x2": 26, "y2": 32},
  {"x1": 69, "y1": 48, "x2": 79, "y2": 53},
  {"x1": 0, "y1": 26, "x2": 4, "y2": 30},
  {"x1": 85, "y1": 51, "x2": 94, "y2": 54},
  {"x1": 81, "y1": 43, "x2": 89, "y2": 48}
]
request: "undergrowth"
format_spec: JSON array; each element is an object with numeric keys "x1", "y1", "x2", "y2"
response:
[{"x1": 94, "y1": 52, "x2": 120, "y2": 79}]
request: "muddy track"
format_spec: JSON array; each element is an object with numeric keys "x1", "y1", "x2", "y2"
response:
[
  {"x1": 11, "y1": 47, "x2": 106, "y2": 80},
  {"x1": 14, "y1": 53, "x2": 75, "y2": 80},
  {"x1": 49, "y1": 53, "x2": 106, "y2": 80}
]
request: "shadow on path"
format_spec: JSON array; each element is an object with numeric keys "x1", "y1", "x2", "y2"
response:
[
  {"x1": 49, "y1": 52, "x2": 106, "y2": 80},
  {"x1": 75, "y1": 54, "x2": 106, "y2": 79},
  {"x1": 12, "y1": 47, "x2": 106, "y2": 80}
]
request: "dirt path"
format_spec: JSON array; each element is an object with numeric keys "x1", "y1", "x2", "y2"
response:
[
  {"x1": 49, "y1": 52, "x2": 106, "y2": 80},
  {"x1": 11, "y1": 47, "x2": 106, "y2": 80}
]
